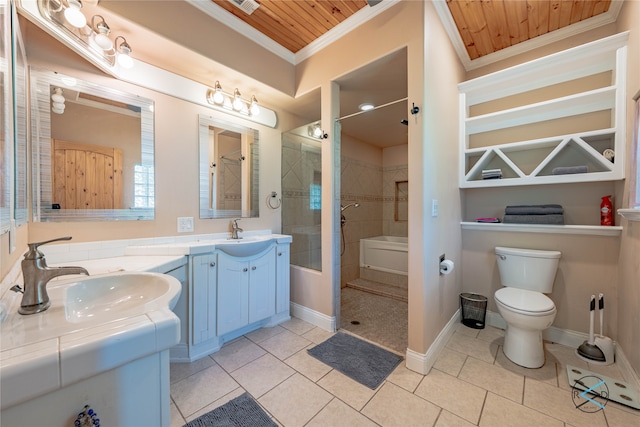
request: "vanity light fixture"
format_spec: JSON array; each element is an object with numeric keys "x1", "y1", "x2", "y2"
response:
[
  {"x1": 206, "y1": 83, "x2": 261, "y2": 118},
  {"x1": 63, "y1": 0, "x2": 86, "y2": 28},
  {"x1": 115, "y1": 36, "x2": 134, "y2": 69},
  {"x1": 91, "y1": 15, "x2": 113, "y2": 51}
]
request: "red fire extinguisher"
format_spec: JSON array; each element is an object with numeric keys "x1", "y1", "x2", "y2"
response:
[{"x1": 600, "y1": 195, "x2": 613, "y2": 226}]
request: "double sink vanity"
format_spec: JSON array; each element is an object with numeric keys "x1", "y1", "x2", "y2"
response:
[{"x1": 0, "y1": 231, "x2": 291, "y2": 427}]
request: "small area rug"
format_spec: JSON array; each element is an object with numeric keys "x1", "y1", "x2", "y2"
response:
[
  {"x1": 183, "y1": 392, "x2": 276, "y2": 427},
  {"x1": 307, "y1": 332, "x2": 403, "y2": 389}
]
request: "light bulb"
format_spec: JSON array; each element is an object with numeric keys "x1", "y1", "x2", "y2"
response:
[
  {"x1": 212, "y1": 82, "x2": 224, "y2": 104},
  {"x1": 51, "y1": 88, "x2": 65, "y2": 103},
  {"x1": 92, "y1": 16, "x2": 112, "y2": 50},
  {"x1": 116, "y1": 37, "x2": 134, "y2": 69},
  {"x1": 64, "y1": 0, "x2": 87, "y2": 28},
  {"x1": 52, "y1": 107, "x2": 65, "y2": 114},
  {"x1": 94, "y1": 33, "x2": 113, "y2": 50},
  {"x1": 313, "y1": 126, "x2": 323, "y2": 138},
  {"x1": 249, "y1": 96, "x2": 260, "y2": 116},
  {"x1": 232, "y1": 89, "x2": 243, "y2": 111},
  {"x1": 52, "y1": 102, "x2": 66, "y2": 110}
]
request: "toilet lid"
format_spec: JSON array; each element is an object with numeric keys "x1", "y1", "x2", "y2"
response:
[{"x1": 495, "y1": 287, "x2": 555, "y2": 313}]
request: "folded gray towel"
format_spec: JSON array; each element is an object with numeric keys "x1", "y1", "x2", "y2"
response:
[
  {"x1": 552, "y1": 165, "x2": 588, "y2": 175},
  {"x1": 504, "y1": 204, "x2": 564, "y2": 215},
  {"x1": 503, "y1": 214, "x2": 565, "y2": 225}
]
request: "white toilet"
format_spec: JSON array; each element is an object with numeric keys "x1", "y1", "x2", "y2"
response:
[{"x1": 494, "y1": 246, "x2": 561, "y2": 368}]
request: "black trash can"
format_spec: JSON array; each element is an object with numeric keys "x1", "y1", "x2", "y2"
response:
[{"x1": 460, "y1": 293, "x2": 487, "y2": 329}]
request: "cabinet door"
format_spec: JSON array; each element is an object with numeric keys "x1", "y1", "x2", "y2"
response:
[
  {"x1": 248, "y1": 246, "x2": 277, "y2": 323},
  {"x1": 217, "y1": 253, "x2": 249, "y2": 336},
  {"x1": 276, "y1": 244, "x2": 290, "y2": 314},
  {"x1": 191, "y1": 254, "x2": 217, "y2": 345}
]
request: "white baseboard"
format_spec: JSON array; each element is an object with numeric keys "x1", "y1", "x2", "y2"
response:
[
  {"x1": 405, "y1": 309, "x2": 461, "y2": 375},
  {"x1": 290, "y1": 302, "x2": 336, "y2": 332}
]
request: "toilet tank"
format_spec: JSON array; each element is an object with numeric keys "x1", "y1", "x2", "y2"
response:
[{"x1": 495, "y1": 246, "x2": 561, "y2": 293}]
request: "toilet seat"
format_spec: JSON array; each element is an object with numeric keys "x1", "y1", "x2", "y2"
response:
[{"x1": 495, "y1": 287, "x2": 555, "y2": 315}]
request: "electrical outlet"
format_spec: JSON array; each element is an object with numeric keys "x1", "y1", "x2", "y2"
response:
[{"x1": 177, "y1": 217, "x2": 194, "y2": 233}]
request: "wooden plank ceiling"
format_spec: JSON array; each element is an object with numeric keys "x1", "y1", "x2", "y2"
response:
[
  {"x1": 209, "y1": 0, "x2": 612, "y2": 58},
  {"x1": 211, "y1": 0, "x2": 369, "y2": 53},
  {"x1": 447, "y1": 0, "x2": 612, "y2": 60}
]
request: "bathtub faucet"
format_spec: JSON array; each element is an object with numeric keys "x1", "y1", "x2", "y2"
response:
[{"x1": 19, "y1": 236, "x2": 89, "y2": 315}]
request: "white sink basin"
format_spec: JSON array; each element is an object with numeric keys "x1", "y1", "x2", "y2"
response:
[
  {"x1": 64, "y1": 272, "x2": 181, "y2": 323},
  {"x1": 214, "y1": 236, "x2": 276, "y2": 257}
]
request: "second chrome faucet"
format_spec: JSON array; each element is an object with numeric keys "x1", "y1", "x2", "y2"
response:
[{"x1": 19, "y1": 236, "x2": 89, "y2": 315}]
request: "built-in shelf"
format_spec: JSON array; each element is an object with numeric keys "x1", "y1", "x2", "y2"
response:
[
  {"x1": 618, "y1": 209, "x2": 640, "y2": 222},
  {"x1": 458, "y1": 32, "x2": 628, "y2": 189},
  {"x1": 461, "y1": 222, "x2": 623, "y2": 236}
]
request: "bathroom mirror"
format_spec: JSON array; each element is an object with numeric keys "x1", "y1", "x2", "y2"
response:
[
  {"x1": 30, "y1": 68, "x2": 155, "y2": 221},
  {"x1": 199, "y1": 115, "x2": 259, "y2": 219},
  {"x1": 0, "y1": 2, "x2": 10, "y2": 234}
]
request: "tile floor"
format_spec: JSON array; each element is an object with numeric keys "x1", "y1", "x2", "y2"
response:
[{"x1": 170, "y1": 318, "x2": 640, "y2": 426}]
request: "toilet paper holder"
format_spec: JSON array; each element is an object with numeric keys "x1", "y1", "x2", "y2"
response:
[{"x1": 440, "y1": 259, "x2": 454, "y2": 275}]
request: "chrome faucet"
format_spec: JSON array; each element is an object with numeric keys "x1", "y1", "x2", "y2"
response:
[
  {"x1": 19, "y1": 236, "x2": 89, "y2": 315},
  {"x1": 230, "y1": 218, "x2": 243, "y2": 240}
]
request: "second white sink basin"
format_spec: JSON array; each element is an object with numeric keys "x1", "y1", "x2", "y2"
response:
[
  {"x1": 214, "y1": 236, "x2": 276, "y2": 257},
  {"x1": 63, "y1": 272, "x2": 181, "y2": 323}
]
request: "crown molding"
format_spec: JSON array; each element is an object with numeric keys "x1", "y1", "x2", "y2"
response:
[{"x1": 432, "y1": 0, "x2": 624, "y2": 71}]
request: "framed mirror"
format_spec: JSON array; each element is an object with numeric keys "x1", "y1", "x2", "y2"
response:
[
  {"x1": 30, "y1": 68, "x2": 155, "y2": 221},
  {"x1": 199, "y1": 114, "x2": 259, "y2": 219},
  {"x1": 13, "y1": 4, "x2": 28, "y2": 226}
]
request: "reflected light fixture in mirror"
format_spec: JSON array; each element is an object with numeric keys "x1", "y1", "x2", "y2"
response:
[
  {"x1": 63, "y1": 0, "x2": 86, "y2": 28},
  {"x1": 51, "y1": 87, "x2": 66, "y2": 114}
]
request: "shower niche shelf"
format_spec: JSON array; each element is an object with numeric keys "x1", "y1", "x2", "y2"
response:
[{"x1": 458, "y1": 32, "x2": 628, "y2": 189}]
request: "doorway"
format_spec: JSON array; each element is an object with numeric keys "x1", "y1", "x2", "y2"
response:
[{"x1": 335, "y1": 48, "x2": 409, "y2": 353}]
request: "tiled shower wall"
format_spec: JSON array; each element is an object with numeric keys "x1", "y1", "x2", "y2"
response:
[{"x1": 340, "y1": 154, "x2": 408, "y2": 286}]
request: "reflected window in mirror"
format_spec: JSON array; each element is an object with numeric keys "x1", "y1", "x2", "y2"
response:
[
  {"x1": 199, "y1": 115, "x2": 259, "y2": 219},
  {"x1": 0, "y1": 1, "x2": 9, "y2": 234},
  {"x1": 13, "y1": 8, "x2": 28, "y2": 226},
  {"x1": 30, "y1": 68, "x2": 154, "y2": 221}
]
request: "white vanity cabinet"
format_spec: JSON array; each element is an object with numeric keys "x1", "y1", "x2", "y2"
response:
[
  {"x1": 216, "y1": 245, "x2": 277, "y2": 336},
  {"x1": 174, "y1": 236, "x2": 292, "y2": 363}
]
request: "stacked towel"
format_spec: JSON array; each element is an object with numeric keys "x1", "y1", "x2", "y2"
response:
[
  {"x1": 482, "y1": 169, "x2": 502, "y2": 180},
  {"x1": 503, "y1": 204, "x2": 564, "y2": 225},
  {"x1": 552, "y1": 165, "x2": 588, "y2": 175}
]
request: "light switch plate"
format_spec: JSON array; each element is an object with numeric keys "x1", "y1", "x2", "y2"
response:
[
  {"x1": 431, "y1": 199, "x2": 439, "y2": 217},
  {"x1": 177, "y1": 217, "x2": 194, "y2": 233}
]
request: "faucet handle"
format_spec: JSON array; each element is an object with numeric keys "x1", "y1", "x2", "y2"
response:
[{"x1": 24, "y1": 236, "x2": 72, "y2": 259}]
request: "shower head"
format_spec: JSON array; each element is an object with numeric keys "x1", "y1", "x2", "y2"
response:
[{"x1": 340, "y1": 202, "x2": 360, "y2": 212}]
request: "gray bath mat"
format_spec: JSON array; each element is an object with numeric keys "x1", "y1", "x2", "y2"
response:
[
  {"x1": 307, "y1": 332, "x2": 403, "y2": 389},
  {"x1": 183, "y1": 392, "x2": 276, "y2": 427}
]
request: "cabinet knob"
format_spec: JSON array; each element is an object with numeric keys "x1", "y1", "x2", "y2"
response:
[
  {"x1": 278, "y1": 252, "x2": 282, "y2": 256},
  {"x1": 210, "y1": 262, "x2": 216, "y2": 267},
  {"x1": 251, "y1": 266, "x2": 257, "y2": 270},
  {"x1": 243, "y1": 267, "x2": 248, "y2": 272}
]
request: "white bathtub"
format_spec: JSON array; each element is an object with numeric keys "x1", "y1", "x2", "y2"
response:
[{"x1": 359, "y1": 236, "x2": 408, "y2": 276}]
